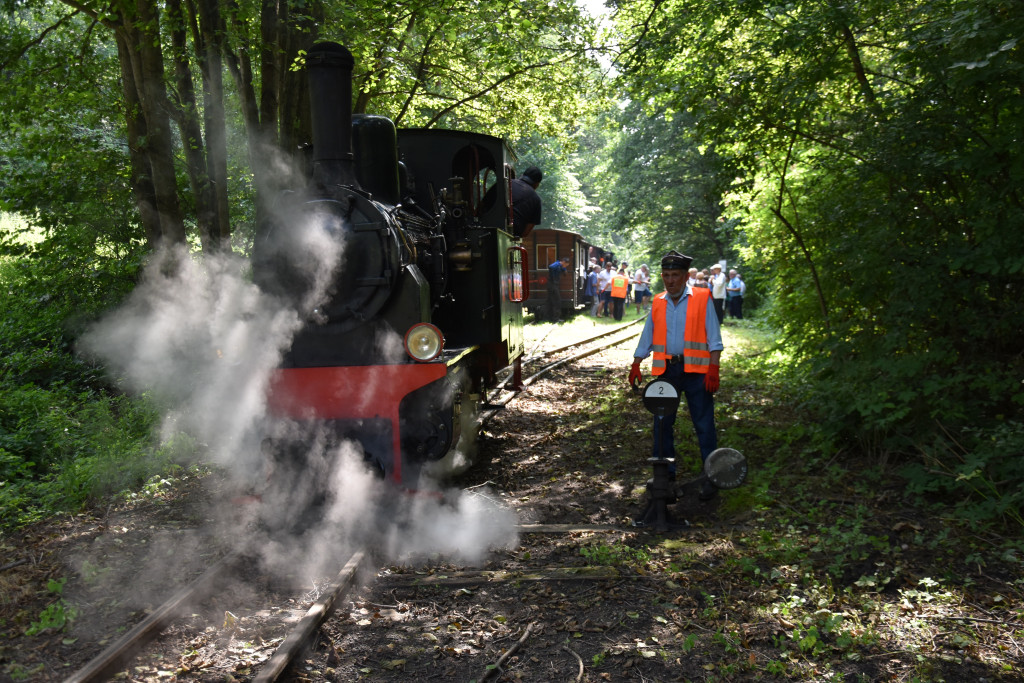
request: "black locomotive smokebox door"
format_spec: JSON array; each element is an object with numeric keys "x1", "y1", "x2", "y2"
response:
[
  {"x1": 641, "y1": 379, "x2": 680, "y2": 417},
  {"x1": 307, "y1": 194, "x2": 400, "y2": 326}
]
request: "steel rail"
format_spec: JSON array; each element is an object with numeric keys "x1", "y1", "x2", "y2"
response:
[
  {"x1": 253, "y1": 549, "x2": 370, "y2": 682},
  {"x1": 482, "y1": 326, "x2": 642, "y2": 424},
  {"x1": 490, "y1": 318, "x2": 643, "y2": 399},
  {"x1": 520, "y1": 328, "x2": 641, "y2": 387},
  {"x1": 528, "y1": 317, "x2": 643, "y2": 360},
  {"x1": 64, "y1": 551, "x2": 242, "y2": 683}
]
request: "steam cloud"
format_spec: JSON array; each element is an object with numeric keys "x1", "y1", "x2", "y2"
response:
[{"x1": 79, "y1": 218, "x2": 517, "y2": 580}]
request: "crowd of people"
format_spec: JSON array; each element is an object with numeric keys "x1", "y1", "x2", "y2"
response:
[{"x1": 583, "y1": 258, "x2": 746, "y2": 323}]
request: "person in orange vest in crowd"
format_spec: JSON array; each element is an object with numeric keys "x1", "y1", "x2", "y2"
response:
[
  {"x1": 628, "y1": 250, "x2": 724, "y2": 500},
  {"x1": 610, "y1": 266, "x2": 630, "y2": 321}
]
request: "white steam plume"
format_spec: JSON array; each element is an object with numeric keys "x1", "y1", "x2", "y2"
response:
[{"x1": 79, "y1": 215, "x2": 518, "y2": 577}]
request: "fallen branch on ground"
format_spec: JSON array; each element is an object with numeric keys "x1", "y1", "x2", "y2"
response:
[
  {"x1": 563, "y1": 645, "x2": 584, "y2": 683},
  {"x1": 0, "y1": 559, "x2": 28, "y2": 573},
  {"x1": 480, "y1": 621, "x2": 536, "y2": 681}
]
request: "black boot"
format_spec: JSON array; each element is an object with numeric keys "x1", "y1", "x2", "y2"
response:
[{"x1": 699, "y1": 479, "x2": 718, "y2": 501}]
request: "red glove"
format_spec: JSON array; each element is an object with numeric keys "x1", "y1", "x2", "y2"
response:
[
  {"x1": 704, "y1": 364, "x2": 720, "y2": 393},
  {"x1": 628, "y1": 360, "x2": 643, "y2": 388}
]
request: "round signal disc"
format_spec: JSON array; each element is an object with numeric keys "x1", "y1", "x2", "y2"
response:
[{"x1": 704, "y1": 448, "x2": 748, "y2": 489}]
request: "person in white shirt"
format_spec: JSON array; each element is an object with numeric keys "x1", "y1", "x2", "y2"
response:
[
  {"x1": 709, "y1": 263, "x2": 727, "y2": 324},
  {"x1": 596, "y1": 262, "x2": 614, "y2": 317},
  {"x1": 632, "y1": 264, "x2": 651, "y2": 315}
]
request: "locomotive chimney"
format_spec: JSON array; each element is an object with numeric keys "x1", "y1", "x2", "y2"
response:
[{"x1": 306, "y1": 42, "x2": 357, "y2": 190}]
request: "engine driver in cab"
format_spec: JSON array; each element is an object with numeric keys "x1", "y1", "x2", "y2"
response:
[{"x1": 510, "y1": 166, "x2": 543, "y2": 239}]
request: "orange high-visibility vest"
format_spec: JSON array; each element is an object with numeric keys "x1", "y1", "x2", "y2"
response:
[
  {"x1": 610, "y1": 275, "x2": 629, "y2": 298},
  {"x1": 651, "y1": 288, "x2": 712, "y2": 375}
]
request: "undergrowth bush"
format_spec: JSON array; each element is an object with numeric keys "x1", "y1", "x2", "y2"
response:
[
  {"x1": 793, "y1": 343, "x2": 1024, "y2": 531},
  {"x1": 727, "y1": 317, "x2": 1024, "y2": 531},
  {"x1": 0, "y1": 228, "x2": 179, "y2": 529},
  {"x1": 902, "y1": 421, "x2": 1024, "y2": 530}
]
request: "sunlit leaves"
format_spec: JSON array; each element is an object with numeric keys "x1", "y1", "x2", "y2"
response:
[
  {"x1": 0, "y1": 5, "x2": 136, "y2": 249},
  {"x1": 329, "y1": 0, "x2": 600, "y2": 140},
  {"x1": 612, "y1": 0, "x2": 1024, "y2": 456}
]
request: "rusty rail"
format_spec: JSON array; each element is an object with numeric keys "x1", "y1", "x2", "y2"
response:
[{"x1": 64, "y1": 552, "x2": 241, "y2": 683}]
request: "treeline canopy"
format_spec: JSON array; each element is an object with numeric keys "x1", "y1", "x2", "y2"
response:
[
  {"x1": 612, "y1": 0, "x2": 1024, "y2": 447},
  {"x1": 1, "y1": 0, "x2": 598, "y2": 252}
]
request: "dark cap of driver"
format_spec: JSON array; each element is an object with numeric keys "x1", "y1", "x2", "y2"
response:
[{"x1": 661, "y1": 250, "x2": 693, "y2": 271}]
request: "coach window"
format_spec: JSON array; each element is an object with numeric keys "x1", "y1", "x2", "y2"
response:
[{"x1": 538, "y1": 244, "x2": 556, "y2": 267}]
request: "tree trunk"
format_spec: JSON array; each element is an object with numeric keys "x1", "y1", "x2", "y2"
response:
[
  {"x1": 113, "y1": 29, "x2": 162, "y2": 250},
  {"x1": 223, "y1": 0, "x2": 260, "y2": 139},
  {"x1": 277, "y1": 2, "x2": 319, "y2": 154},
  {"x1": 194, "y1": 0, "x2": 231, "y2": 250},
  {"x1": 259, "y1": 0, "x2": 280, "y2": 142},
  {"x1": 118, "y1": 0, "x2": 186, "y2": 246},
  {"x1": 838, "y1": 23, "x2": 877, "y2": 106},
  {"x1": 167, "y1": 0, "x2": 218, "y2": 252},
  {"x1": 221, "y1": 0, "x2": 319, "y2": 232}
]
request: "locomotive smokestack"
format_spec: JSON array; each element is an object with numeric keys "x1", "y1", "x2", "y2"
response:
[{"x1": 307, "y1": 42, "x2": 357, "y2": 190}]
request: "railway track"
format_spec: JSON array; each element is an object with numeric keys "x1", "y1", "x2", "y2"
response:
[
  {"x1": 65, "y1": 553, "x2": 241, "y2": 683},
  {"x1": 63, "y1": 525, "x2": 635, "y2": 682},
  {"x1": 64, "y1": 322, "x2": 645, "y2": 682},
  {"x1": 486, "y1": 318, "x2": 643, "y2": 412},
  {"x1": 64, "y1": 548, "x2": 374, "y2": 683}
]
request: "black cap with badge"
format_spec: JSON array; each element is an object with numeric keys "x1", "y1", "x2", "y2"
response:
[{"x1": 660, "y1": 250, "x2": 693, "y2": 271}]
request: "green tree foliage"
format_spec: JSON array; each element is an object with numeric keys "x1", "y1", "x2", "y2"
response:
[
  {"x1": 0, "y1": 225, "x2": 166, "y2": 527},
  {"x1": 0, "y1": 3, "x2": 142, "y2": 256},
  {"x1": 330, "y1": 0, "x2": 599, "y2": 138},
  {"x1": 613, "y1": 0, "x2": 1024, "y2": 518},
  {"x1": 578, "y1": 101, "x2": 739, "y2": 269},
  {"x1": 2, "y1": 0, "x2": 600, "y2": 252}
]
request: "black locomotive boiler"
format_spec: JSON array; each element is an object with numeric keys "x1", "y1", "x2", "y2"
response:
[{"x1": 254, "y1": 42, "x2": 526, "y2": 489}]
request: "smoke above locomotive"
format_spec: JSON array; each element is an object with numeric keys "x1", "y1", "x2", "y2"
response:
[{"x1": 253, "y1": 42, "x2": 527, "y2": 490}]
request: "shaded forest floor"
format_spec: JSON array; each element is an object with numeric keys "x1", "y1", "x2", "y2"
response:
[{"x1": 2, "y1": 318, "x2": 1023, "y2": 681}]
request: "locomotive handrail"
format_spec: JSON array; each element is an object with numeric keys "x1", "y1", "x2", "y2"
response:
[{"x1": 511, "y1": 246, "x2": 529, "y2": 303}]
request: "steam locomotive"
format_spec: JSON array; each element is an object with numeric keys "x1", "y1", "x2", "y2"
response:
[{"x1": 253, "y1": 42, "x2": 525, "y2": 489}]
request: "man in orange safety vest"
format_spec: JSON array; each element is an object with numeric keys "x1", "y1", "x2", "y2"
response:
[
  {"x1": 609, "y1": 266, "x2": 629, "y2": 321},
  {"x1": 628, "y1": 250, "x2": 724, "y2": 500}
]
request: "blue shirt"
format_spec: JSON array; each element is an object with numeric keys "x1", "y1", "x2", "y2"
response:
[
  {"x1": 727, "y1": 276, "x2": 743, "y2": 298},
  {"x1": 584, "y1": 271, "x2": 598, "y2": 296},
  {"x1": 549, "y1": 261, "x2": 567, "y2": 284},
  {"x1": 633, "y1": 287, "x2": 724, "y2": 360}
]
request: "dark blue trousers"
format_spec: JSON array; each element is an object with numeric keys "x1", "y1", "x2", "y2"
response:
[{"x1": 651, "y1": 364, "x2": 717, "y2": 467}]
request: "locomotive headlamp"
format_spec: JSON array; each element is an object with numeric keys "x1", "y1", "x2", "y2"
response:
[{"x1": 404, "y1": 323, "x2": 444, "y2": 362}]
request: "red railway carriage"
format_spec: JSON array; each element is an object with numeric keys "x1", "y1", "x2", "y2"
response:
[{"x1": 520, "y1": 228, "x2": 587, "y2": 320}]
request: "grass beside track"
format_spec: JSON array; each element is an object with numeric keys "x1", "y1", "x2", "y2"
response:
[{"x1": 522, "y1": 312, "x2": 1024, "y2": 681}]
